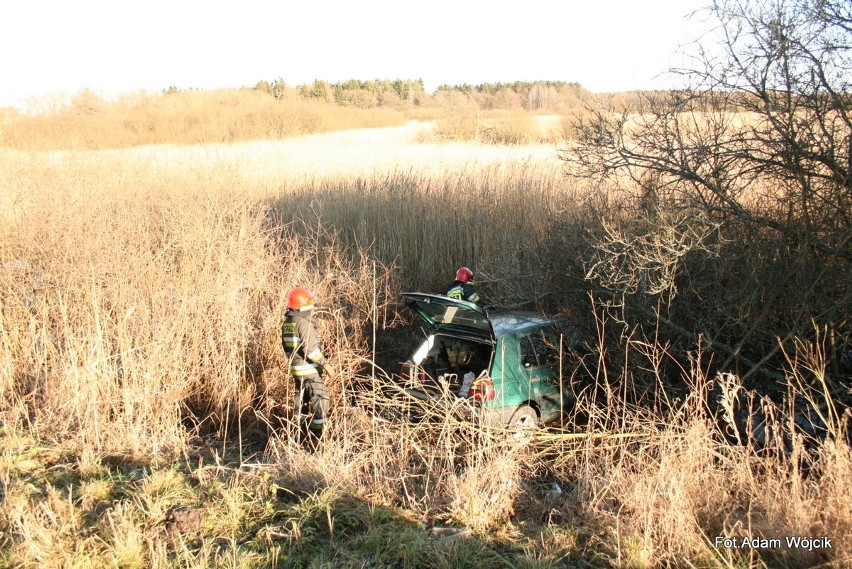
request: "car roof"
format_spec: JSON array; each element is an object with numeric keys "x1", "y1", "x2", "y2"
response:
[{"x1": 490, "y1": 312, "x2": 555, "y2": 337}]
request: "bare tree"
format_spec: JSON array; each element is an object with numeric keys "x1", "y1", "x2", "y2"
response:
[{"x1": 561, "y1": 0, "x2": 852, "y2": 384}]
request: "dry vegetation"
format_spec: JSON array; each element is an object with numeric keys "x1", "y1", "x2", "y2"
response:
[
  {"x1": 0, "y1": 85, "x2": 587, "y2": 152},
  {"x1": 0, "y1": 88, "x2": 407, "y2": 151},
  {"x1": 0, "y1": 92, "x2": 850, "y2": 568}
]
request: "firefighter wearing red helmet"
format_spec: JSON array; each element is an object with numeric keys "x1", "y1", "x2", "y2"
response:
[
  {"x1": 281, "y1": 287, "x2": 331, "y2": 440},
  {"x1": 447, "y1": 266, "x2": 480, "y2": 304}
]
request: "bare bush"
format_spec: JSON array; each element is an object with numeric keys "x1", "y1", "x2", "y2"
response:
[{"x1": 561, "y1": 0, "x2": 852, "y2": 386}]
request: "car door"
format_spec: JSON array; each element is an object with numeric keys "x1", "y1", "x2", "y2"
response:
[
  {"x1": 518, "y1": 324, "x2": 570, "y2": 423},
  {"x1": 400, "y1": 292, "x2": 494, "y2": 343}
]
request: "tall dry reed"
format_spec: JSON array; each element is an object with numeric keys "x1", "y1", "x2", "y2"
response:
[
  {"x1": 0, "y1": 126, "x2": 849, "y2": 567},
  {"x1": 265, "y1": 162, "x2": 572, "y2": 295},
  {"x1": 0, "y1": 146, "x2": 399, "y2": 458}
]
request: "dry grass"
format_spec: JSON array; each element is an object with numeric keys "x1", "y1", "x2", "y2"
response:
[
  {"x1": 0, "y1": 88, "x2": 407, "y2": 150},
  {"x1": 429, "y1": 99, "x2": 569, "y2": 145},
  {"x1": 0, "y1": 122, "x2": 567, "y2": 449},
  {"x1": 0, "y1": 121, "x2": 849, "y2": 567}
]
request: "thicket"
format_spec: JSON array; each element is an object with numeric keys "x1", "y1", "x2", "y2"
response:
[{"x1": 560, "y1": 0, "x2": 852, "y2": 399}]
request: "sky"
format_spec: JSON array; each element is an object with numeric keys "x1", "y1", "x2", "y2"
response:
[{"x1": 0, "y1": 0, "x2": 714, "y2": 109}]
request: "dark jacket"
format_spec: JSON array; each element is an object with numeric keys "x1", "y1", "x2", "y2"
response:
[
  {"x1": 447, "y1": 281, "x2": 480, "y2": 303},
  {"x1": 281, "y1": 308, "x2": 326, "y2": 376}
]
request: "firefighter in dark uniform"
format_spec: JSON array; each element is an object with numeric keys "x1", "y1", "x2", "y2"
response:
[
  {"x1": 281, "y1": 287, "x2": 331, "y2": 439},
  {"x1": 447, "y1": 266, "x2": 480, "y2": 304}
]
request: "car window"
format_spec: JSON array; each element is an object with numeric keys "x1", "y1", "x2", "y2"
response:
[
  {"x1": 520, "y1": 335, "x2": 538, "y2": 367},
  {"x1": 520, "y1": 325, "x2": 563, "y2": 368}
]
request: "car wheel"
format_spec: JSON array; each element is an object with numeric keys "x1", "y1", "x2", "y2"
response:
[{"x1": 508, "y1": 405, "x2": 538, "y2": 439}]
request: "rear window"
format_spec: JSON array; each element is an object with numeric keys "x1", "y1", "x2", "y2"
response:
[
  {"x1": 404, "y1": 294, "x2": 492, "y2": 336},
  {"x1": 430, "y1": 305, "x2": 487, "y2": 329}
]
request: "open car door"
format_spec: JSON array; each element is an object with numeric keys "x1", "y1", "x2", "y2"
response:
[{"x1": 401, "y1": 293, "x2": 494, "y2": 344}]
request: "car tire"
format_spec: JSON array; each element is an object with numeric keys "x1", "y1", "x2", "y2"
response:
[{"x1": 508, "y1": 405, "x2": 538, "y2": 439}]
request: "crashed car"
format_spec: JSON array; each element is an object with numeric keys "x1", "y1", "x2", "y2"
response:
[{"x1": 395, "y1": 293, "x2": 585, "y2": 430}]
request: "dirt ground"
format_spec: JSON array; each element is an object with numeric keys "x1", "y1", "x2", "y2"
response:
[{"x1": 368, "y1": 320, "x2": 426, "y2": 377}]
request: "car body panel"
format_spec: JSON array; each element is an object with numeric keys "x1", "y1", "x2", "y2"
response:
[{"x1": 398, "y1": 293, "x2": 580, "y2": 427}]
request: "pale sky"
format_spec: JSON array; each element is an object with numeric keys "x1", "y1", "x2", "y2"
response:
[{"x1": 1, "y1": 0, "x2": 712, "y2": 108}]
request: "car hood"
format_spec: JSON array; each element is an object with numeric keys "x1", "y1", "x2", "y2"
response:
[{"x1": 401, "y1": 292, "x2": 494, "y2": 342}]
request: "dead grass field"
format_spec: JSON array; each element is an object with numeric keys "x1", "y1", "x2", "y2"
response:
[{"x1": 0, "y1": 120, "x2": 850, "y2": 568}]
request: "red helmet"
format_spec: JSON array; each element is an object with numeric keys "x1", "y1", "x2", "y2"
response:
[
  {"x1": 287, "y1": 287, "x2": 316, "y2": 311},
  {"x1": 455, "y1": 266, "x2": 474, "y2": 283}
]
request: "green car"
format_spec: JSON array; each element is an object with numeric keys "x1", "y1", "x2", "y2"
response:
[{"x1": 397, "y1": 293, "x2": 583, "y2": 430}]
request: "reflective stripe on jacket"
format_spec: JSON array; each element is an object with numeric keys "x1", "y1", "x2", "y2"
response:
[
  {"x1": 447, "y1": 282, "x2": 480, "y2": 303},
  {"x1": 282, "y1": 309, "x2": 326, "y2": 376}
]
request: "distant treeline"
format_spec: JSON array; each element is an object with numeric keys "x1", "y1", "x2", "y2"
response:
[{"x1": 252, "y1": 78, "x2": 592, "y2": 112}]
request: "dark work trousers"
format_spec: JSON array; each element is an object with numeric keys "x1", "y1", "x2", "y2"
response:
[{"x1": 294, "y1": 372, "x2": 329, "y2": 430}]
